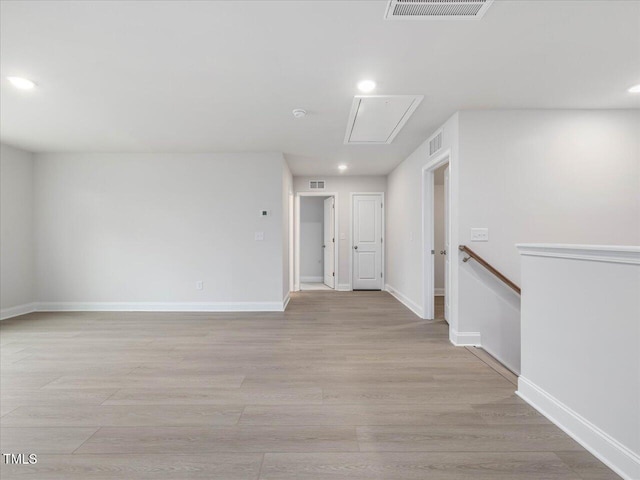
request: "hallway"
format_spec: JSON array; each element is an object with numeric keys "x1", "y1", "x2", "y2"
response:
[{"x1": 0, "y1": 292, "x2": 619, "y2": 479}]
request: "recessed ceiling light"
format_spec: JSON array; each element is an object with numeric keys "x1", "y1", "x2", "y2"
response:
[
  {"x1": 357, "y1": 80, "x2": 376, "y2": 93},
  {"x1": 7, "y1": 76, "x2": 36, "y2": 90},
  {"x1": 338, "y1": 165, "x2": 348, "y2": 171},
  {"x1": 628, "y1": 84, "x2": 640, "y2": 93},
  {"x1": 292, "y1": 108, "x2": 307, "y2": 118}
]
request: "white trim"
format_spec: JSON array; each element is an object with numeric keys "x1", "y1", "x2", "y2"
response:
[
  {"x1": 289, "y1": 192, "x2": 295, "y2": 293},
  {"x1": 294, "y1": 192, "x2": 339, "y2": 292},
  {"x1": 449, "y1": 328, "x2": 481, "y2": 346},
  {"x1": 434, "y1": 288, "x2": 445, "y2": 296},
  {"x1": 350, "y1": 192, "x2": 385, "y2": 290},
  {"x1": 422, "y1": 150, "x2": 452, "y2": 321},
  {"x1": 336, "y1": 283, "x2": 352, "y2": 292},
  {"x1": 385, "y1": 284, "x2": 423, "y2": 318},
  {"x1": 516, "y1": 244, "x2": 640, "y2": 265},
  {"x1": 36, "y1": 301, "x2": 288, "y2": 313},
  {"x1": 0, "y1": 302, "x2": 37, "y2": 320},
  {"x1": 481, "y1": 342, "x2": 520, "y2": 377},
  {"x1": 518, "y1": 376, "x2": 640, "y2": 480},
  {"x1": 282, "y1": 293, "x2": 291, "y2": 311},
  {"x1": 300, "y1": 276, "x2": 323, "y2": 283}
]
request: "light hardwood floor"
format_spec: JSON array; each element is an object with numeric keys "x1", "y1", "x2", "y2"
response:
[{"x1": 0, "y1": 292, "x2": 620, "y2": 479}]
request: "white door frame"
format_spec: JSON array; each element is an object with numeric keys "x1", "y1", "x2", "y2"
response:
[
  {"x1": 421, "y1": 150, "x2": 454, "y2": 322},
  {"x1": 349, "y1": 192, "x2": 385, "y2": 291},
  {"x1": 294, "y1": 192, "x2": 339, "y2": 291},
  {"x1": 289, "y1": 192, "x2": 294, "y2": 293}
]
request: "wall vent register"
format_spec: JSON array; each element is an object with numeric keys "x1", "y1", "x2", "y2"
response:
[
  {"x1": 429, "y1": 130, "x2": 443, "y2": 156},
  {"x1": 309, "y1": 180, "x2": 325, "y2": 190},
  {"x1": 384, "y1": 0, "x2": 494, "y2": 20}
]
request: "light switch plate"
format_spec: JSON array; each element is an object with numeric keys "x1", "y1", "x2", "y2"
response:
[
  {"x1": 254, "y1": 231, "x2": 264, "y2": 241},
  {"x1": 471, "y1": 228, "x2": 489, "y2": 242}
]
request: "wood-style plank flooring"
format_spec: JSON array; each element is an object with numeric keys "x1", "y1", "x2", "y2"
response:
[{"x1": 0, "y1": 292, "x2": 620, "y2": 479}]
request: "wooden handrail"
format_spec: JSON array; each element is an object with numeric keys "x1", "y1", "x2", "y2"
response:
[{"x1": 458, "y1": 245, "x2": 521, "y2": 295}]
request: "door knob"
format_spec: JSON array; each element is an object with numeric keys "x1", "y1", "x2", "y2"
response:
[
  {"x1": 322, "y1": 245, "x2": 326, "y2": 248},
  {"x1": 354, "y1": 246, "x2": 358, "y2": 250},
  {"x1": 440, "y1": 250, "x2": 447, "y2": 255}
]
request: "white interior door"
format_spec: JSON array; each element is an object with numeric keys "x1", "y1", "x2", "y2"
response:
[
  {"x1": 444, "y1": 166, "x2": 450, "y2": 321},
  {"x1": 323, "y1": 197, "x2": 335, "y2": 288},
  {"x1": 352, "y1": 194, "x2": 383, "y2": 290}
]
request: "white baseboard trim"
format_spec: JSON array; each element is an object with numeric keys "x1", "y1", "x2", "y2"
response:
[
  {"x1": 450, "y1": 328, "x2": 481, "y2": 346},
  {"x1": 0, "y1": 302, "x2": 37, "y2": 320},
  {"x1": 336, "y1": 283, "x2": 352, "y2": 292},
  {"x1": 282, "y1": 294, "x2": 291, "y2": 311},
  {"x1": 517, "y1": 376, "x2": 640, "y2": 480},
  {"x1": 384, "y1": 284, "x2": 423, "y2": 318},
  {"x1": 300, "y1": 276, "x2": 323, "y2": 283},
  {"x1": 434, "y1": 288, "x2": 445, "y2": 296},
  {"x1": 480, "y1": 343, "x2": 520, "y2": 377},
  {"x1": 36, "y1": 301, "x2": 287, "y2": 313}
]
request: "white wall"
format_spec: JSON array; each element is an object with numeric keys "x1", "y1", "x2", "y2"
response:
[
  {"x1": 386, "y1": 113, "x2": 460, "y2": 320},
  {"x1": 294, "y1": 176, "x2": 386, "y2": 290},
  {"x1": 282, "y1": 160, "x2": 293, "y2": 302},
  {"x1": 387, "y1": 109, "x2": 639, "y2": 374},
  {"x1": 458, "y1": 110, "x2": 640, "y2": 284},
  {"x1": 299, "y1": 196, "x2": 324, "y2": 282},
  {"x1": 33, "y1": 152, "x2": 289, "y2": 310},
  {"x1": 457, "y1": 110, "x2": 640, "y2": 372},
  {"x1": 0, "y1": 144, "x2": 35, "y2": 318},
  {"x1": 517, "y1": 245, "x2": 640, "y2": 480},
  {"x1": 434, "y1": 184, "x2": 445, "y2": 292}
]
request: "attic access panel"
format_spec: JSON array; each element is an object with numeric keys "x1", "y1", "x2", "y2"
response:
[{"x1": 344, "y1": 95, "x2": 423, "y2": 145}]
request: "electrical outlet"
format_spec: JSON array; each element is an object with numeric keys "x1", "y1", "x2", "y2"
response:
[
  {"x1": 196, "y1": 281, "x2": 203, "y2": 290},
  {"x1": 471, "y1": 228, "x2": 489, "y2": 242}
]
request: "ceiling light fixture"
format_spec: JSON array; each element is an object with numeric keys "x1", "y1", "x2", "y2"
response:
[
  {"x1": 292, "y1": 108, "x2": 307, "y2": 118},
  {"x1": 357, "y1": 80, "x2": 376, "y2": 93},
  {"x1": 628, "y1": 84, "x2": 640, "y2": 93},
  {"x1": 338, "y1": 165, "x2": 348, "y2": 171},
  {"x1": 7, "y1": 76, "x2": 36, "y2": 90}
]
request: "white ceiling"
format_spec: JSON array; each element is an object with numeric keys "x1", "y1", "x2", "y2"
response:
[{"x1": 1, "y1": 0, "x2": 639, "y2": 175}]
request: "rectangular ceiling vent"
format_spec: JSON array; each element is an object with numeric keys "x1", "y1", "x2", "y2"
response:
[
  {"x1": 344, "y1": 95, "x2": 423, "y2": 145},
  {"x1": 429, "y1": 130, "x2": 443, "y2": 156},
  {"x1": 384, "y1": 0, "x2": 494, "y2": 20},
  {"x1": 309, "y1": 180, "x2": 325, "y2": 190}
]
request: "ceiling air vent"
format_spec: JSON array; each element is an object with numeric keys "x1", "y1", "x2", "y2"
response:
[
  {"x1": 384, "y1": 0, "x2": 494, "y2": 20},
  {"x1": 429, "y1": 130, "x2": 443, "y2": 156},
  {"x1": 309, "y1": 180, "x2": 325, "y2": 190}
]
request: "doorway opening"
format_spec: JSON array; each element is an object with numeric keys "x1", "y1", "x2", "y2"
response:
[
  {"x1": 295, "y1": 193, "x2": 338, "y2": 291},
  {"x1": 422, "y1": 151, "x2": 451, "y2": 322},
  {"x1": 433, "y1": 164, "x2": 448, "y2": 322}
]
